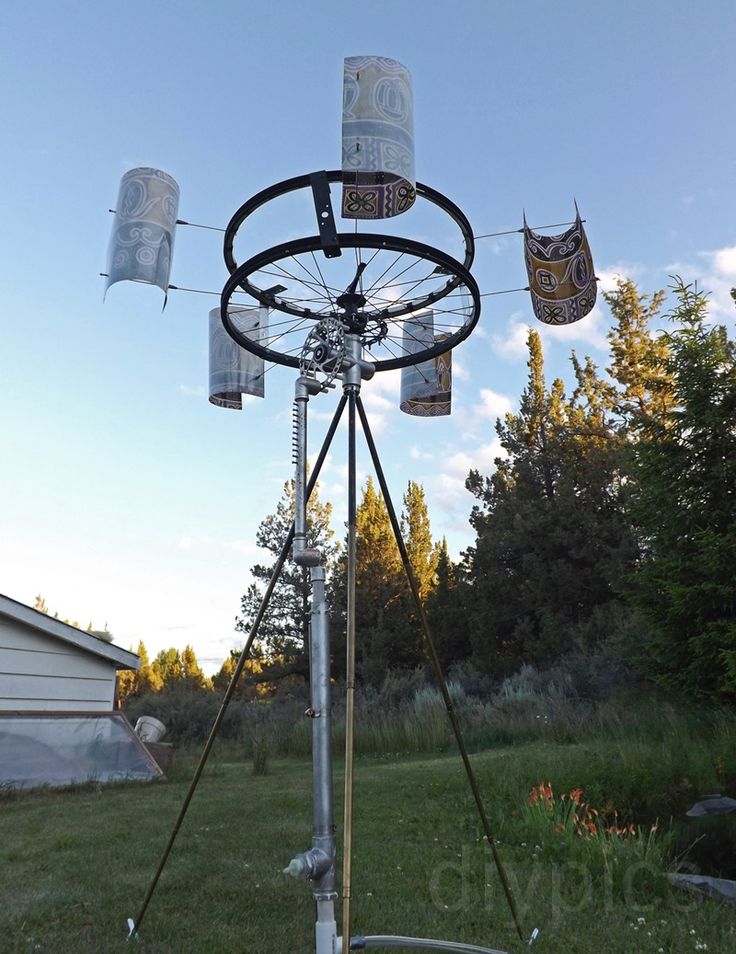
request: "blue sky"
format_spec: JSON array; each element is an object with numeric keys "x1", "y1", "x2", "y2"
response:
[{"x1": 2, "y1": 1, "x2": 735, "y2": 672}]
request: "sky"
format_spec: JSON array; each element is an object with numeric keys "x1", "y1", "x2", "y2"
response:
[{"x1": 1, "y1": 1, "x2": 735, "y2": 673}]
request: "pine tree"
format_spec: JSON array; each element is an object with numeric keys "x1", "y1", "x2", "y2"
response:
[
  {"x1": 352, "y1": 477, "x2": 404, "y2": 681},
  {"x1": 212, "y1": 645, "x2": 265, "y2": 698},
  {"x1": 401, "y1": 480, "x2": 439, "y2": 601},
  {"x1": 118, "y1": 640, "x2": 163, "y2": 700},
  {"x1": 116, "y1": 665, "x2": 137, "y2": 705},
  {"x1": 153, "y1": 647, "x2": 184, "y2": 683},
  {"x1": 464, "y1": 329, "x2": 638, "y2": 674},
  {"x1": 425, "y1": 538, "x2": 471, "y2": 669},
  {"x1": 604, "y1": 278, "x2": 672, "y2": 426},
  {"x1": 631, "y1": 279, "x2": 736, "y2": 698},
  {"x1": 332, "y1": 477, "x2": 440, "y2": 683},
  {"x1": 236, "y1": 477, "x2": 336, "y2": 679},
  {"x1": 137, "y1": 640, "x2": 164, "y2": 693},
  {"x1": 181, "y1": 644, "x2": 210, "y2": 689}
]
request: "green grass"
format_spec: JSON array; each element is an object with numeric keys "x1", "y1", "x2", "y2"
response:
[{"x1": 2, "y1": 734, "x2": 735, "y2": 953}]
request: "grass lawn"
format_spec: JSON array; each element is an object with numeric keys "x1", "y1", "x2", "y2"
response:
[{"x1": 1, "y1": 743, "x2": 734, "y2": 953}]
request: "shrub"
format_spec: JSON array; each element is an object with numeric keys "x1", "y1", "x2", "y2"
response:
[{"x1": 251, "y1": 731, "x2": 271, "y2": 776}]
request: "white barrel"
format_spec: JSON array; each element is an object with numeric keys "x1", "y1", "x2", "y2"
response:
[{"x1": 135, "y1": 716, "x2": 167, "y2": 743}]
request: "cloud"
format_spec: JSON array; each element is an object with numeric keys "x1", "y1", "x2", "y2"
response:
[
  {"x1": 710, "y1": 246, "x2": 736, "y2": 278},
  {"x1": 410, "y1": 445, "x2": 434, "y2": 461},
  {"x1": 492, "y1": 299, "x2": 610, "y2": 358},
  {"x1": 451, "y1": 356, "x2": 470, "y2": 381},
  {"x1": 491, "y1": 312, "x2": 530, "y2": 360},
  {"x1": 368, "y1": 368, "x2": 402, "y2": 397},
  {"x1": 226, "y1": 539, "x2": 261, "y2": 559},
  {"x1": 474, "y1": 388, "x2": 513, "y2": 420},
  {"x1": 362, "y1": 405, "x2": 389, "y2": 436},
  {"x1": 537, "y1": 304, "x2": 609, "y2": 351},
  {"x1": 179, "y1": 384, "x2": 205, "y2": 398},
  {"x1": 596, "y1": 262, "x2": 643, "y2": 294},
  {"x1": 451, "y1": 382, "x2": 516, "y2": 444},
  {"x1": 698, "y1": 246, "x2": 736, "y2": 318},
  {"x1": 359, "y1": 368, "x2": 402, "y2": 435},
  {"x1": 423, "y1": 438, "x2": 504, "y2": 525},
  {"x1": 662, "y1": 245, "x2": 736, "y2": 320}
]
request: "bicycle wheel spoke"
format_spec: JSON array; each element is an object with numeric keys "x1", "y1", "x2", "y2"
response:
[
  {"x1": 309, "y1": 251, "x2": 338, "y2": 313},
  {"x1": 222, "y1": 230, "x2": 479, "y2": 371},
  {"x1": 361, "y1": 250, "x2": 408, "y2": 298}
]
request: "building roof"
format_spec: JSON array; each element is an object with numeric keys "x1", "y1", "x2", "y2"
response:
[{"x1": 0, "y1": 593, "x2": 140, "y2": 671}]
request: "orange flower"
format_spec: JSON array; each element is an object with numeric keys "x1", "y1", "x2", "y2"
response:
[
  {"x1": 526, "y1": 780, "x2": 649, "y2": 845},
  {"x1": 529, "y1": 781, "x2": 554, "y2": 808}
]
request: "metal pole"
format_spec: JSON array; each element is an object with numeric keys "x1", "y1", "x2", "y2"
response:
[
  {"x1": 355, "y1": 396, "x2": 527, "y2": 945},
  {"x1": 284, "y1": 373, "x2": 341, "y2": 954},
  {"x1": 342, "y1": 334, "x2": 362, "y2": 952},
  {"x1": 310, "y1": 564, "x2": 338, "y2": 953}
]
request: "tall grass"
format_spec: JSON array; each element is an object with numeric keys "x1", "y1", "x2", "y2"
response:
[{"x1": 126, "y1": 663, "x2": 736, "y2": 857}]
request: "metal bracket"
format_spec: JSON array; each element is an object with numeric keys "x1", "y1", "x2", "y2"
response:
[{"x1": 310, "y1": 171, "x2": 341, "y2": 259}]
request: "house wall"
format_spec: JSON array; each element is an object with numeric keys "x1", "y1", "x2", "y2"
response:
[{"x1": 0, "y1": 616, "x2": 117, "y2": 712}]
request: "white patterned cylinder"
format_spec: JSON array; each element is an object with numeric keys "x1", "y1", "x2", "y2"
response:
[
  {"x1": 105, "y1": 167, "x2": 180, "y2": 297},
  {"x1": 399, "y1": 313, "x2": 451, "y2": 417},
  {"x1": 342, "y1": 55, "x2": 416, "y2": 219},
  {"x1": 209, "y1": 307, "x2": 266, "y2": 409}
]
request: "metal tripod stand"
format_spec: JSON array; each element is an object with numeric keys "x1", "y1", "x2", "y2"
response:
[{"x1": 282, "y1": 332, "x2": 524, "y2": 954}]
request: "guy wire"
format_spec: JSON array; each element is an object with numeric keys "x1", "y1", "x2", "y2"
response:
[{"x1": 474, "y1": 218, "x2": 584, "y2": 240}]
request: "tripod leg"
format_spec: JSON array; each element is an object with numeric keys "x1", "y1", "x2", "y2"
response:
[
  {"x1": 355, "y1": 395, "x2": 526, "y2": 945},
  {"x1": 127, "y1": 393, "x2": 348, "y2": 939}
]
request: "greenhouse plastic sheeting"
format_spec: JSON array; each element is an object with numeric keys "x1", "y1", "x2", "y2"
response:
[{"x1": 0, "y1": 713, "x2": 162, "y2": 789}]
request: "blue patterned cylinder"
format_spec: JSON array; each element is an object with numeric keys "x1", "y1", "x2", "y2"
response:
[
  {"x1": 342, "y1": 55, "x2": 415, "y2": 219},
  {"x1": 399, "y1": 313, "x2": 452, "y2": 417},
  {"x1": 209, "y1": 307, "x2": 266, "y2": 409},
  {"x1": 105, "y1": 167, "x2": 180, "y2": 298}
]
